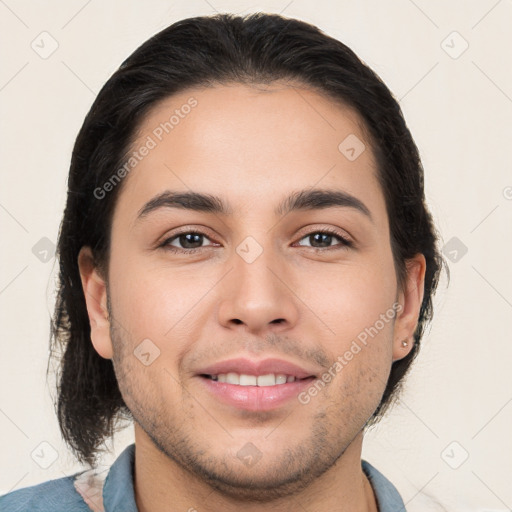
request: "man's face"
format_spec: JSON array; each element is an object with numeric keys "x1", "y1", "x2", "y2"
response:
[{"x1": 83, "y1": 83, "x2": 421, "y2": 498}]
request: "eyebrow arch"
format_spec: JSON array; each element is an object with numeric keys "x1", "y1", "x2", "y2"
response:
[
  {"x1": 137, "y1": 191, "x2": 232, "y2": 219},
  {"x1": 136, "y1": 188, "x2": 372, "y2": 222},
  {"x1": 276, "y1": 188, "x2": 372, "y2": 221}
]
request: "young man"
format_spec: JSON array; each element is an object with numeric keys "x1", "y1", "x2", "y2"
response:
[{"x1": 1, "y1": 12, "x2": 444, "y2": 512}]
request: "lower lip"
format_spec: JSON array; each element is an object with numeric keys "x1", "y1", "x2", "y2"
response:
[{"x1": 198, "y1": 376, "x2": 315, "y2": 411}]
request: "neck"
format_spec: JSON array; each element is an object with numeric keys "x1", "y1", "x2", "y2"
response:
[{"x1": 133, "y1": 425, "x2": 378, "y2": 512}]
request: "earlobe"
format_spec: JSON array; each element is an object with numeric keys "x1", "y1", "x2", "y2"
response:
[
  {"x1": 392, "y1": 253, "x2": 426, "y2": 362},
  {"x1": 393, "y1": 337, "x2": 413, "y2": 362},
  {"x1": 77, "y1": 247, "x2": 113, "y2": 359}
]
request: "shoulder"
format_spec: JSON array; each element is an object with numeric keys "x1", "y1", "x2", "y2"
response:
[{"x1": 0, "y1": 473, "x2": 90, "y2": 512}]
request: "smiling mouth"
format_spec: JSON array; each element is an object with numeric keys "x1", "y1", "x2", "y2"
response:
[{"x1": 200, "y1": 373, "x2": 315, "y2": 387}]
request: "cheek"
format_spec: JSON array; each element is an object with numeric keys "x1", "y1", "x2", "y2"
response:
[
  {"x1": 296, "y1": 258, "x2": 398, "y2": 349},
  {"x1": 108, "y1": 258, "x2": 209, "y2": 351},
  {"x1": 316, "y1": 316, "x2": 395, "y2": 425},
  {"x1": 298, "y1": 257, "x2": 397, "y2": 400}
]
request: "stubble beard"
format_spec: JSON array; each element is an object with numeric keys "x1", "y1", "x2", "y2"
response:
[{"x1": 107, "y1": 304, "x2": 368, "y2": 502}]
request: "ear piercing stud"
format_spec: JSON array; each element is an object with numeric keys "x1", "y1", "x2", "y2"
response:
[{"x1": 401, "y1": 339, "x2": 409, "y2": 347}]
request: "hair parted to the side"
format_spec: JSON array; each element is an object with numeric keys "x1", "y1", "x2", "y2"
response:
[{"x1": 49, "y1": 12, "x2": 446, "y2": 467}]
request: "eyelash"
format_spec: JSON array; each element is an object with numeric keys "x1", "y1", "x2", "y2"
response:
[{"x1": 160, "y1": 227, "x2": 354, "y2": 254}]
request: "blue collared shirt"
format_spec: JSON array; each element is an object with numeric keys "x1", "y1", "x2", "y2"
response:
[{"x1": 0, "y1": 444, "x2": 406, "y2": 511}]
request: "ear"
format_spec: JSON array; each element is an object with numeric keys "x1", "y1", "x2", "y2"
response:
[
  {"x1": 78, "y1": 247, "x2": 113, "y2": 359},
  {"x1": 392, "y1": 253, "x2": 426, "y2": 362}
]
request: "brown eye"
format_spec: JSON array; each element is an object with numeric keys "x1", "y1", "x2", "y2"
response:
[
  {"x1": 162, "y1": 231, "x2": 217, "y2": 253},
  {"x1": 173, "y1": 233, "x2": 205, "y2": 249},
  {"x1": 296, "y1": 230, "x2": 353, "y2": 250}
]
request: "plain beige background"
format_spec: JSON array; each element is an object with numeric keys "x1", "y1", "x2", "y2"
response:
[{"x1": 1, "y1": 1, "x2": 511, "y2": 510}]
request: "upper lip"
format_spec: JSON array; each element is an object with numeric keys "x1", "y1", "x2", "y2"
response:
[{"x1": 197, "y1": 357, "x2": 318, "y2": 379}]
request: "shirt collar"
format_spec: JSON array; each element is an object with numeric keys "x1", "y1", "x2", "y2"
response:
[{"x1": 102, "y1": 443, "x2": 138, "y2": 512}]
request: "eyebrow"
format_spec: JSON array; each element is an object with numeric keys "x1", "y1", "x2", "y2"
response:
[{"x1": 137, "y1": 188, "x2": 372, "y2": 222}]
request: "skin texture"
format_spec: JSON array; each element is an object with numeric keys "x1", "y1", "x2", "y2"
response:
[{"x1": 79, "y1": 83, "x2": 426, "y2": 512}]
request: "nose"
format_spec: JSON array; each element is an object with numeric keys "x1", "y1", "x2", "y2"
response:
[{"x1": 217, "y1": 244, "x2": 300, "y2": 335}]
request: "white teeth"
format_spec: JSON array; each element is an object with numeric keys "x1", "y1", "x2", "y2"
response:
[
  {"x1": 211, "y1": 373, "x2": 299, "y2": 386},
  {"x1": 239, "y1": 374, "x2": 257, "y2": 386},
  {"x1": 257, "y1": 374, "x2": 276, "y2": 386},
  {"x1": 226, "y1": 372, "x2": 240, "y2": 385}
]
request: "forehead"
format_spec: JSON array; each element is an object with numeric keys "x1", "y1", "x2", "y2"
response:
[{"x1": 113, "y1": 83, "x2": 386, "y2": 227}]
